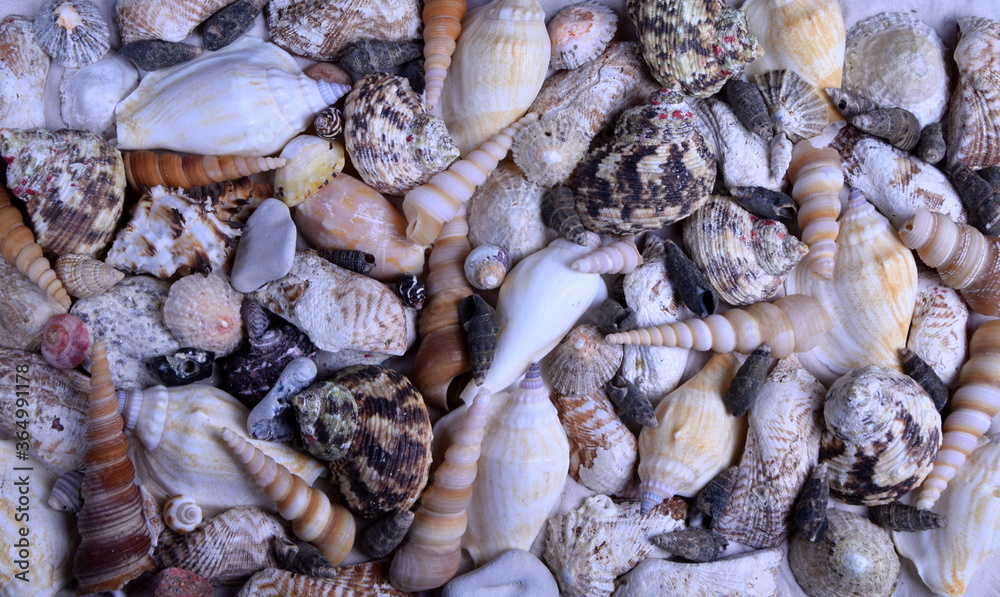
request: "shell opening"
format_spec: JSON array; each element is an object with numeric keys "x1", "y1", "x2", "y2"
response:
[{"x1": 55, "y1": 2, "x2": 82, "y2": 31}]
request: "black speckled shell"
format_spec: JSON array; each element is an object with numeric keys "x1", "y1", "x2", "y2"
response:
[
  {"x1": 573, "y1": 89, "x2": 716, "y2": 236},
  {"x1": 292, "y1": 364, "x2": 432, "y2": 519}
]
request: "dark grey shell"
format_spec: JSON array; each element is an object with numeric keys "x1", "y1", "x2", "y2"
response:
[
  {"x1": 219, "y1": 320, "x2": 317, "y2": 406},
  {"x1": 33, "y1": 0, "x2": 110, "y2": 68},
  {"x1": 869, "y1": 501, "x2": 945, "y2": 532},
  {"x1": 202, "y1": 0, "x2": 267, "y2": 51},
  {"x1": 900, "y1": 347, "x2": 949, "y2": 411},
  {"x1": 542, "y1": 185, "x2": 587, "y2": 246},
  {"x1": 291, "y1": 364, "x2": 432, "y2": 519},
  {"x1": 693, "y1": 465, "x2": 738, "y2": 527},
  {"x1": 794, "y1": 462, "x2": 830, "y2": 543},
  {"x1": 724, "y1": 344, "x2": 771, "y2": 417},
  {"x1": 950, "y1": 162, "x2": 1000, "y2": 237},
  {"x1": 652, "y1": 528, "x2": 728, "y2": 562}
]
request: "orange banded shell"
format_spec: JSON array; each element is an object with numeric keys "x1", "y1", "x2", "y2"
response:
[
  {"x1": 0, "y1": 186, "x2": 70, "y2": 309},
  {"x1": 123, "y1": 150, "x2": 287, "y2": 190}
]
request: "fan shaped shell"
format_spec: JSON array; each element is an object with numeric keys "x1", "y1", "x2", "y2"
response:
[{"x1": 33, "y1": 0, "x2": 110, "y2": 68}]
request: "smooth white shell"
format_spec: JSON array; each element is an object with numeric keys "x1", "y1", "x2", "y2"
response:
[{"x1": 60, "y1": 52, "x2": 139, "y2": 139}]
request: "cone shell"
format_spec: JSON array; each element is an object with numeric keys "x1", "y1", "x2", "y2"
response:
[
  {"x1": 548, "y1": 1, "x2": 617, "y2": 70},
  {"x1": 421, "y1": 0, "x2": 466, "y2": 111},
  {"x1": 0, "y1": 15, "x2": 49, "y2": 129},
  {"x1": 908, "y1": 269, "x2": 968, "y2": 389},
  {"x1": 163, "y1": 274, "x2": 244, "y2": 356},
  {"x1": 552, "y1": 389, "x2": 637, "y2": 495},
  {"x1": 0, "y1": 128, "x2": 124, "y2": 258},
  {"x1": 757, "y1": 69, "x2": 828, "y2": 144},
  {"x1": 344, "y1": 74, "x2": 459, "y2": 195},
  {"x1": 155, "y1": 506, "x2": 289, "y2": 585},
  {"x1": 265, "y1": 0, "x2": 421, "y2": 61},
  {"x1": 842, "y1": 13, "x2": 949, "y2": 128},
  {"x1": 241, "y1": 563, "x2": 410, "y2": 597},
  {"x1": 116, "y1": 0, "x2": 233, "y2": 44},
  {"x1": 820, "y1": 366, "x2": 941, "y2": 505},
  {"x1": 73, "y1": 341, "x2": 157, "y2": 593},
  {"x1": 627, "y1": 0, "x2": 763, "y2": 97},
  {"x1": 714, "y1": 355, "x2": 825, "y2": 548},
  {"x1": 123, "y1": 150, "x2": 286, "y2": 191},
  {"x1": 33, "y1": 0, "x2": 110, "y2": 68},
  {"x1": 573, "y1": 89, "x2": 716, "y2": 236},
  {"x1": 947, "y1": 17, "x2": 1000, "y2": 170},
  {"x1": 53, "y1": 254, "x2": 123, "y2": 299},
  {"x1": 683, "y1": 194, "x2": 807, "y2": 306},
  {"x1": 438, "y1": 0, "x2": 549, "y2": 156}
]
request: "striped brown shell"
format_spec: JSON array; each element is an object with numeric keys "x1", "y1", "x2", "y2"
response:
[{"x1": 239, "y1": 562, "x2": 410, "y2": 597}]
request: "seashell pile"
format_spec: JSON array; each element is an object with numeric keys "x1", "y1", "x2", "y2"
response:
[{"x1": 9, "y1": 2, "x2": 1000, "y2": 596}]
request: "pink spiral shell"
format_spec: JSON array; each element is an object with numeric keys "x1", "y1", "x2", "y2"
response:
[{"x1": 41, "y1": 313, "x2": 91, "y2": 369}]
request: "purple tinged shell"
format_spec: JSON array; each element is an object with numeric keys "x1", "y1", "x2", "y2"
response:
[
  {"x1": 40, "y1": 313, "x2": 91, "y2": 370},
  {"x1": 220, "y1": 320, "x2": 317, "y2": 406}
]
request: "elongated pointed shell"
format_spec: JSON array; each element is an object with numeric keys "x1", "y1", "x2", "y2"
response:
[
  {"x1": 786, "y1": 139, "x2": 843, "y2": 279},
  {"x1": 123, "y1": 150, "x2": 286, "y2": 190},
  {"x1": 572, "y1": 238, "x2": 643, "y2": 274},
  {"x1": 422, "y1": 0, "x2": 466, "y2": 111},
  {"x1": 0, "y1": 187, "x2": 71, "y2": 309},
  {"x1": 0, "y1": 15, "x2": 49, "y2": 129},
  {"x1": 54, "y1": 254, "x2": 124, "y2": 299},
  {"x1": 947, "y1": 17, "x2": 1000, "y2": 170},
  {"x1": 915, "y1": 320, "x2": 1000, "y2": 510},
  {"x1": 74, "y1": 341, "x2": 156, "y2": 593}
]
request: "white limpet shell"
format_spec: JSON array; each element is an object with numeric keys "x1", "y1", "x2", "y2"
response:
[
  {"x1": 907, "y1": 268, "x2": 969, "y2": 388},
  {"x1": 60, "y1": 52, "x2": 139, "y2": 141},
  {"x1": 547, "y1": 1, "x2": 617, "y2": 70},
  {"x1": 613, "y1": 547, "x2": 784, "y2": 597},
  {"x1": 115, "y1": 37, "x2": 350, "y2": 157},
  {"x1": 0, "y1": 15, "x2": 49, "y2": 129}
]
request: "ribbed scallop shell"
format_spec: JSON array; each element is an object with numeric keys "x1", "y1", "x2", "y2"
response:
[
  {"x1": 574, "y1": 89, "x2": 716, "y2": 236},
  {"x1": 467, "y1": 161, "x2": 553, "y2": 264},
  {"x1": 548, "y1": 1, "x2": 617, "y2": 70},
  {"x1": 682, "y1": 194, "x2": 807, "y2": 306},
  {"x1": 0, "y1": 128, "x2": 124, "y2": 258},
  {"x1": 33, "y1": 0, "x2": 109, "y2": 68},
  {"x1": 908, "y1": 269, "x2": 968, "y2": 388},
  {"x1": 0, "y1": 15, "x2": 48, "y2": 129},
  {"x1": 627, "y1": 0, "x2": 762, "y2": 97},
  {"x1": 54, "y1": 254, "x2": 124, "y2": 299},
  {"x1": 163, "y1": 274, "x2": 244, "y2": 356},
  {"x1": 344, "y1": 74, "x2": 459, "y2": 195},
  {"x1": 842, "y1": 13, "x2": 948, "y2": 128},
  {"x1": 163, "y1": 495, "x2": 203, "y2": 532},
  {"x1": 265, "y1": 0, "x2": 421, "y2": 61},
  {"x1": 552, "y1": 389, "x2": 637, "y2": 495},
  {"x1": 714, "y1": 355, "x2": 824, "y2": 548},
  {"x1": 155, "y1": 506, "x2": 288, "y2": 585},
  {"x1": 819, "y1": 366, "x2": 941, "y2": 505},
  {"x1": 546, "y1": 324, "x2": 623, "y2": 396},
  {"x1": 786, "y1": 190, "x2": 917, "y2": 385},
  {"x1": 438, "y1": 0, "x2": 549, "y2": 155},
  {"x1": 947, "y1": 17, "x2": 1000, "y2": 170},
  {"x1": 757, "y1": 69, "x2": 828, "y2": 144},
  {"x1": 116, "y1": 0, "x2": 233, "y2": 44},
  {"x1": 241, "y1": 563, "x2": 410, "y2": 597}
]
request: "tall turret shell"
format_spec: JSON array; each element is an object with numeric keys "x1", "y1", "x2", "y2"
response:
[
  {"x1": 786, "y1": 190, "x2": 917, "y2": 385},
  {"x1": 0, "y1": 187, "x2": 71, "y2": 309},
  {"x1": 895, "y1": 437, "x2": 1000, "y2": 597},
  {"x1": 438, "y1": 0, "x2": 549, "y2": 155},
  {"x1": 122, "y1": 150, "x2": 286, "y2": 191},
  {"x1": 457, "y1": 233, "x2": 607, "y2": 403},
  {"x1": 786, "y1": 138, "x2": 843, "y2": 279},
  {"x1": 574, "y1": 89, "x2": 716, "y2": 236},
  {"x1": 73, "y1": 341, "x2": 156, "y2": 593},
  {"x1": 947, "y1": 17, "x2": 1000, "y2": 170},
  {"x1": 552, "y1": 389, "x2": 637, "y2": 495},
  {"x1": 714, "y1": 355, "x2": 824, "y2": 548},
  {"x1": 572, "y1": 238, "x2": 642, "y2": 275},
  {"x1": 463, "y1": 365, "x2": 569, "y2": 564},
  {"x1": 421, "y1": 0, "x2": 466, "y2": 111},
  {"x1": 897, "y1": 209, "x2": 1000, "y2": 317},
  {"x1": 115, "y1": 38, "x2": 350, "y2": 157},
  {"x1": 0, "y1": 128, "x2": 124, "y2": 258},
  {"x1": 682, "y1": 194, "x2": 807, "y2": 306},
  {"x1": 915, "y1": 320, "x2": 1000, "y2": 510},
  {"x1": 626, "y1": 0, "x2": 762, "y2": 97},
  {"x1": 820, "y1": 366, "x2": 941, "y2": 505},
  {"x1": 0, "y1": 15, "x2": 49, "y2": 129},
  {"x1": 907, "y1": 269, "x2": 968, "y2": 389},
  {"x1": 344, "y1": 74, "x2": 459, "y2": 195},
  {"x1": 742, "y1": 0, "x2": 846, "y2": 122},
  {"x1": 842, "y1": 13, "x2": 949, "y2": 128},
  {"x1": 637, "y1": 353, "x2": 746, "y2": 513},
  {"x1": 116, "y1": 0, "x2": 233, "y2": 44}
]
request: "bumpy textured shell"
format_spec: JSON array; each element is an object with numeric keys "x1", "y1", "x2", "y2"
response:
[
  {"x1": 163, "y1": 274, "x2": 244, "y2": 355},
  {"x1": 786, "y1": 139, "x2": 842, "y2": 279},
  {"x1": 951, "y1": 162, "x2": 1000, "y2": 237},
  {"x1": 33, "y1": 0, "x2": 110, "y2": 68},
  {"x1": 0, "y1": 128, "x2": 124, "y2": 257},
  {"x1": 116, "y1": 0, "x2": 233, "y2": 44},
  {"x1": 574, "y1": 89, "x2": 716, "y2": 236},
  {"x1": 155, "y1": 506, "x2": 288, "y2": 585},
  {"x1": 544, "y1": 495, "x2": 687, "y2": 597},
  {"x1": 0, "y1": 15, "x2": 49, "y2": 129},
  {"x1": 908, "y1": 269, "x2": 968, "y2": 389},
  {"x1": 548, "y1": 1, "x2": 617, "y2": 70},
  {"x1": 757, "y1": 69, "x2": 828, "y2": 144},
  {"x1": 682, "y1": 194, "x2": 807, "y2": 306},
  {"x1": 512, "y1": 41, "x2": 658, "y2": 188},
  {"x1": 291, "y1": 365, "x2": 432, "y2": 519},
  {"x1": 546, "y1": 324, "x2": 623, "y2": 396},
  {"x1": 240, "y1": 563, "x2": 410, "y2": 597},
  {"x1": 842, "y1": 12, "x2": 949, "y2": 128},
  {"x1": 850, "y1": 107, "x2": 922, "y2": 152},
  {"x1": 947, "y1": 17, "x2": 1000, "y2": 170},
  {"x1": 552, "y1": 389, "x2": 637, "y2": 495},
  {"x1": 344, "y1": 74, "x2": 459, "y2": 195},
  {"x1": 613, "y1": 548, "x2": 783, "y2": 597},
  {"x1": 221, "y1": 320, "x2": 316, "y2": 404},
  {"x1": 723, "y1": 78, "x2": 773, "y2": 142},
  {"x1": 266, "y1": 0, "x2": 421, "y2": 61},
  {"x1": 467, "y1": 161, "x2": 554, "y2": 264},
  {"x1": 54, "y1": 254, "x2": 124, "y2": 299},
  {"x1": 627, "y1": 0, "x2": 762, "y2": 97},
  {"x1": 820, "y1": 366, "x2": 941, "y2": 505},
  {"x1": 692, "y1": 96, "x2": 781, "y2": 192}
]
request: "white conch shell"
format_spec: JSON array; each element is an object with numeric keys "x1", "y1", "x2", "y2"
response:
[
  {"x1": 894, "y1": 437, "x2": 1000, "y2": 597},
  {"x1": 120, "y1": 384, "x2": 326, "y2": 517},
  {"x1": 115, "y1": 38, "x2": 350, "y2": 157},
  {"x1": 613, "y1": 547, "x2": 784, "y2": 597},
  {"x1": 692, "y1": 96, "x2": 782, "y2": 191},
  {"x1": 458, "y1": 233, "x2": 608, "y2": 403},
  {"x1": 786, "y1": 190, "x2": 917, "y2": 386},
  {"x1": 60, "y1": 53, "x2": 140, "y2": 139},
  {"x1": 439, "y1": 0, "x2": 550, "y2": 155},
  {"x1": 463, "y1": 365, "x2": 569, "y2": 565},
  {"x1": 908, "y1": 269, "x2": 969, "y2": 388}
]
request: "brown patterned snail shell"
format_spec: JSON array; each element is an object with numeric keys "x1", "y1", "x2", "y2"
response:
[
  {"x1": 291, "y1": 364, "x2": 433, "y2": 519},
  {"x1": 819, "y1": 366, "x2": 941, "y2": 505},
  {"x1": 574, "y1": 89, "x2": 716, "y2": 236}
]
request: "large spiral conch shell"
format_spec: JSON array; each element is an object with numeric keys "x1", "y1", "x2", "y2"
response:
[
  {"x1": 897, "y1": 209, "x2": 1000, "y2": 317},
  {"x1": 422, "y1": 0, "x2": 466, "y2": 111},
  {"x1": 73, "y1": 340, "x2": 156, "y2": 593},
  {"x1": 402, "y1": 112, "x2": 537, "y2": 247},
  {"x1": 122, "y1": 150, "x2": 286, "y2": 190},
  {"x1": 606, "y1": 294, "x2": 832, "y2": 360},
  {"x1": 916, "y1": 319, "x2": 1000, "y2": 510},
  {"x1": 787, "y1": 138, "x2": 844, "y2": 279},
  {"x1": 0, "y1": 186, "x2": 70, "y2": 309},
  {"x1": 220, "y1": 427, "x2": 356, "y2": 565}
]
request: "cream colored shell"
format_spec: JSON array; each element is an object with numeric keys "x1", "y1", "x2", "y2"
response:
[
  {"x1": 613, "y1": 547, "x2": 784, "y2": 597},
  {"x1": 0, "y1": 15, "x2": 48, "y2": 129},
  {"x1": 908, "y1": 269, "x2": 969, "y2": 388}
]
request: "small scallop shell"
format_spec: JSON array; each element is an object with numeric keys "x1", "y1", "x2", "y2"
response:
[
  {"x1": 163, "y1": 274, "x2": 244, "y2": 356},
  {"x1": 820, "y1": 366, "x2": 941, "y2": 505},
  {"x1": 163, "y1": 495, "x2": 203, "y2": 533},
  {"x1": 948, "y1": 17, "x2": 1000, "y2": 170},
  {"x1": 842, "y1": 12, "x2": 949, "y2": 128},
  {"x1": 464, "y1": 244, "x2": 510, "y2": 290},
  {"x1": 757, "y1": 69, "x2": 827, "y2": 144},
  {"x1": 546, "y1": 324, "x2": 623, "y2": 396},
  {"x1": 41, "y1": 313, "x2": 91, "y2": 370},
  {"x1": 0, "y1": 15, "x2": 49, "y2": 129},
  {"x1": 552, "y1": 389, "x2": 637, "y2": 495},
  {"x1": 33, "y1": 0, "x2": 110, "y2": 68},
  {"x1": 548, "y1": 1, "x2": 617, "y2": 70}
]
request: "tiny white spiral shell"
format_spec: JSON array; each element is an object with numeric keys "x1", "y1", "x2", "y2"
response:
[
  {"x1": 163, "y1": 495, "x2": 203, "y2": 533},
  {"x1": 571, "y1": 238, "x2": 643, "y2": 274}
]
